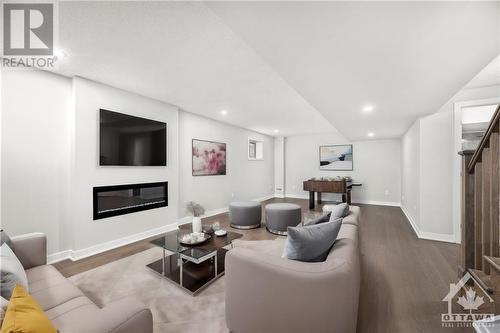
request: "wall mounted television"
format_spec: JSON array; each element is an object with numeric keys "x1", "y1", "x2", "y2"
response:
[{"x1": 99, "y1": 109, "x2": 167, "y2": 166}]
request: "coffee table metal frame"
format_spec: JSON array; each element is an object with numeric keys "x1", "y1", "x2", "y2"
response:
[{"x1": 147, "y1": 229, "x2": 241, "y2": 296}]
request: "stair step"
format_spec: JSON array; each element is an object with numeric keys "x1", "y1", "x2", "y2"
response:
[
  {"x1": 485, "y1": 256, "x2": 500, "y2": 273},
  {"x1": 469, "y1": 268, "x2": 494, "y2": 294}
]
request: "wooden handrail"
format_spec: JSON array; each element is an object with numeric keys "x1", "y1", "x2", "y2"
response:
[{"x1": 467, "y1": 104, "x2": 500, "y2": 173}]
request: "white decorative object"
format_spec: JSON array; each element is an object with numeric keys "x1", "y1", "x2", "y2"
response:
[
  {"x1": 214, "y1": 229, "x2": 227, "y2": 237},
  {"x1": 186, "y1": 201, "x2": 205, "y2": 233},
  {"x1": 192, "y1": 217, "x2": 202, "y2": 233}
]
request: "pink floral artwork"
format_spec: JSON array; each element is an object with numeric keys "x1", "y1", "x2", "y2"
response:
[{"x1": 192, "y1": 139, "x2": 227, "y2": 176}]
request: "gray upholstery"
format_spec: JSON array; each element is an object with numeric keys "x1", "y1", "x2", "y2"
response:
[
  {"x1": 0, "y1": 243, "x2": 29, "y2": 299},
  {"x1": 226, "y1": 206, "x2": 361, "y2": 333},
  {"x1": 283, "y1": 218, "x2": 342, "y2": 262},
  {"x1": 229, "y1": 201, "x2": 262, "y2": 229},
  {"x1": 323, "y1": 202, "x2": 350, "y2": 218},
  {"x1": 12, "y1": 233, "x2": 153, "y2": 333},
  {"x1": 10, "y1": 233, "x2": 46, "y2": 269},
  {"x1": 265, "y1": 203, "x2": 302, "y2": 235}
]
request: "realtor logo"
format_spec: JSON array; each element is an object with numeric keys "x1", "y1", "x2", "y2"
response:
[
  {"x1": 3, "y1": 3, "x2": 53, "y2": 56},
  {"x1": 441, "y1": 272, "x2": 494, "y2": 328}
]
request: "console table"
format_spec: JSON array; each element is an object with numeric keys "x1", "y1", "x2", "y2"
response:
[{"x1": 303, "y1": 179, "x2": 361, "y2": 209}]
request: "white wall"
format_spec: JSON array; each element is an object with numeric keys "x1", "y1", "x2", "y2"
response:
[
  {"x1": 401, "y1": 84, "x2": 500, "y2": 243},
  {"x1": 71, "y1": 77, "x2": 180, "y2": 251},
  {"x1": 178, "y1": 111, "x2": 274, "y2": 217},
  {"x1": 274, "y1": 137, "x2": 285, "y2": 198},
  {"x1": 285, "y1": 132, "x2": 401, "y2": 205},
  {"x1": 420, "y1": 112, "x2": 454, "y2": 236},
  {"x1": 1, "y1": 71, "x2": 72, "y2": 254},
  {"x1": 401, "y1": 120, "x2": 420, "y2": 230}
]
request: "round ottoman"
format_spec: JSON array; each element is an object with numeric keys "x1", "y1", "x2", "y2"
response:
[
  {"x1": 229, "y1": 201, "x2": 262, "y2": 229},
  {"x1": 265, "y1": 203, "x2": 302, "y2": 236}
]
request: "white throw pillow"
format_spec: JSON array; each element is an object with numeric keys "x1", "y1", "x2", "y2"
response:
[
  {"x1": 0, "y1": 295, "x2": 7, "y2": 325},
  {"x1": 0, "y1": 243, "x2": 29, "y2": 299}
]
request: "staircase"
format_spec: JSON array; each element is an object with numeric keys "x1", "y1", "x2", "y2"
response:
[{"x1": 460, "y1": 104, "x2": 500, "y2": 300}]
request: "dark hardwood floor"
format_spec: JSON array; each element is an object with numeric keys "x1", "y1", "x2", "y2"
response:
[{"x1": 53, "y1": 198, "x2": 470, "y2": 333}]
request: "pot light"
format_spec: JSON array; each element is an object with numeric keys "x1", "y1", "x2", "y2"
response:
[
  {"x1": 220, "y1": 110, "x2": 228, "y2": 116},
  {"x1": 362, "y1": 105, "x2": 374, "y2": 113},
  {"x1": 54, "y1": 49, "x2": 67, "y2": 58},
  {"x1": 273, "y1": 129, "x2": 279, "y2": 134},
  {"x1": 368, "y1": 132, "x2": 375, "y2": 137}
]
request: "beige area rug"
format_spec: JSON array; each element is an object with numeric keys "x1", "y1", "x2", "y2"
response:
[
  {"x1": 69, "y1": 247, "x2": 230, "y2": 333},
  {"x1": 68, "y1": 211, "x2": 325, "y2": 333}
]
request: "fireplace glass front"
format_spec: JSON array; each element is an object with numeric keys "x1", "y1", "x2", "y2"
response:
[{"x1": 93, "y1": 182, "x2": 168, "y2": 220}]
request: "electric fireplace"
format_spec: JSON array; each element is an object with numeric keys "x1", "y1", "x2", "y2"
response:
[{"x1": 93, "y1": 182, "x2": 168, "y2": 220}]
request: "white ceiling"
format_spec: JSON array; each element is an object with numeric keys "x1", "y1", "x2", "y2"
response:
[
  {"x1": 465, "y1": 55, "x2": 500, "y2": 89},
  {"x1": 55, "y1": 1, "x2": 499, "y2": 140},
  {"x1": 55, "y1": 2, "x2": 334, "y2": 137}
]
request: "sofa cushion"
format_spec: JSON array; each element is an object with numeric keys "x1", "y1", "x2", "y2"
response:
[
  {"x1": 0, "y1": 243, "x2": 29, "y2": 299},
  {"x1": 342, "y1": 206, "x2": 360, "y2": 226},
  {"x1": 26, "y1": 265, "x2": 68, "y2": 293},
  {"x1": 0, "y1": 230, "x2": 12, "y2": 248},
  {"x1": 31, "y1": 272, "x2": 84, "y2": 311},
  {"x1": 323, "y1": 203, "x2": 350, "y2": 219},
  {"x1": 309, "y1": 212, "x2": 332, "y2": 225},
  {"x1": 282, "y1": 218, "x2": 342, "y2": 262},
  {"x1": 1, "y1": 285, "x2": 57, "y2": 333},
  {"x1": 232, "y1": 239, "x2": 286, "y2": 257},
  {"x1": 44, "y1": 296, "x2": 96, "y2": 321}
]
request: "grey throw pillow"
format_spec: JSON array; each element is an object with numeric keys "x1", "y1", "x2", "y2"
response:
[
  {"x1": 0, "y1": 230, "x2": 11, "y2": 248},
  {"x1": 282, "y1": 218, "x2": 342, "y2": 262},
  {"x1": 327, "y1": 203, "x2": 350, "y2": 219},
  {"x1": 0, "y1": 243, "x2": 29, "y2": 299},
  {"x1": 309, "y1": 212, "x2": 332, "y2": 225}
]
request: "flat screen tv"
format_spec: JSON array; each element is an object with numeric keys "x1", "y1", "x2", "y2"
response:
[{"x1": 99, "y1": 109, "x2": 166, "y2": 166}]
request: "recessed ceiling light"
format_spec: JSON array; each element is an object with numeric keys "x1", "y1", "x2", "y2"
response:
[
  {"x1": 368, "y1": 132, "x2": 375, "y2": 137},
  {"x1": 273, "y1": 129, "x2": 279, "y2": 134},
  {"x1": 220, "y1": 110, "x2": 228, "y2": 116},
  {"x1": 362, "y1": 105, "x2": 375, "y2": 113},
  {"x1": 54, "y1": 49, "x2": 67, "y2": 58}
]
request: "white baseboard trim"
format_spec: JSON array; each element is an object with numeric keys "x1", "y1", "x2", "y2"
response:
[
  {"x1": 177, "y1": 207, "x2": 229, "y2": 226},
  {"x1": 283, "y1": 194, "x2": 401, "y2": 207},
  {"x1": 47, "y1": 250, "x2": 72, "y2": 264},
  {"x1": 253, "y1": 195, "x2": 275, "y2": 202},
  {"x1": 48, "y1": 193, "x2": 276, "y2": 263},
  {"x1": 400, "y1": 205, "x2": 457, "y2": 244},
  {"x1": 47, "y1": 223, "x2": 178, "y2": 263},
  {"x1": 351, "y1": 200, "x2": 401, "y2": 207}
]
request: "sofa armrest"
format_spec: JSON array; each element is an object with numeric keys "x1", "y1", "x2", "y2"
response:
[
  {"x1": 51, "y1": 297, "x2": 153, "y2": 333},
  {"x1": 10, "y1": 233, "x2": 47, "y2": 269},
  {"x1": 98, "y1": 298, "x2": 153, "y2": 333},
  {"x1": 225, "y1": 246, "x2": 359, "y2": 333}
]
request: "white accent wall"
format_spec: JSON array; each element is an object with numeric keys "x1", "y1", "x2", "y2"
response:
[
  {"x1": 1, "y1": 71, "x2": 275, "y2": 260},
  {"x1": 70, "y1": 77, "x2": 180, "y2": 252},
  {"x1": 1, "y1": 71, "x2": 72, "y2": 255},
  {"x1": 401, "y1": 120, "x2": 421, "y2": 231},
  {"x1": 178, "y1": 111, "x2": 274, "y2": 217},
  {"x1": 284, "y1": 132, "x2": 401, "y2": 206},
  {"x1": 401, "y1": 84, "x2": 500, "y2": 243}
]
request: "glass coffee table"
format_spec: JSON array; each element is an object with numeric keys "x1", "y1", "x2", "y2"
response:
[{"x1": 146, "y1": 228, "x2": 242, "y2": 295}]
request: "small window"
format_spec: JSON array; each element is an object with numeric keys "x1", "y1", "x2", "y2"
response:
[{"x1": 248, "y1": 138, "x2": 263, "y2": 160}]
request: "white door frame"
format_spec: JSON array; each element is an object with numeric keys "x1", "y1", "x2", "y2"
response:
[{"x1": 452, "y1": 97, "x2": 500, "y2": 243}]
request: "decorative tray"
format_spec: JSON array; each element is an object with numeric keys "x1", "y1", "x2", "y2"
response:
[{"x1": 178, "y1": 233, "x2": 211, "y2": 246}]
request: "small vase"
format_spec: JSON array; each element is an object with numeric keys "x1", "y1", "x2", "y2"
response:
[{"x1": 192, "y1": 216, "x2": 202, "y2": 233}]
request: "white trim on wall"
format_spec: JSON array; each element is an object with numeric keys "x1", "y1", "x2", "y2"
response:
[
  {"x1": 47, "y1": 194, "x2": 275, "y2": 264},
  {"x1": 48, "y1": 223, "x2": 178, "y2": 263},
  {"x1": 401, "y1": 204, "x2": 457, "y2": 244},
  {"x1": 284, "y1": 194, "x2": 401, "y2": 207}
]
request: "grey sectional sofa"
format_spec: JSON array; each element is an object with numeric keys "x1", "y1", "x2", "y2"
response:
[
  {"x1": 10, "y1": 233, "x2": 153, "y2": 333},
  {"x1": 225, "y1": 206, "x2": 361, "y2": 333}
]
